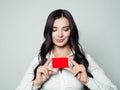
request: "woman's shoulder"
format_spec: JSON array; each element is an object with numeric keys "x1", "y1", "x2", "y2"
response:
[
  {"x1": 85, "y1": 53, "x2": 98, "y2": 65},
  {"x1": 29, "y1": 56, "x2": 40, "y2": 69},
  {"x1": 84, "y1": 53, "x2": 102, "y2": 72},
  {"x1": 85, "y1": 53, "x2": 93, "y2": 62}
]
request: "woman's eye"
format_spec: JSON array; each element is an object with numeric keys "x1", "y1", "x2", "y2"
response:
[
  {"x1": 52, "y1": 28, "x2": 57, "y2": 32},
  {"x1": 63, "y1": 27, "x2": 70, "y2": 31}
]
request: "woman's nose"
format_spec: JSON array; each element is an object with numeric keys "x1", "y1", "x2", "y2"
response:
[{"x1": 58, "y1": 31, "x2": 63, "y2": 37}]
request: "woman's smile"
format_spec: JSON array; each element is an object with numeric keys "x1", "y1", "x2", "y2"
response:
[{"x1": 56, "y1": 39, "x2": 65, "y2": 43}]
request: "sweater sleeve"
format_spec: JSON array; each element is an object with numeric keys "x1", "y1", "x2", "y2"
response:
[
  {"x1": 85, "y1": 54, "x2": 118, "y2": 90},
  {"x1": 16, "y1": 57, "x2": 41, "y2": 90}
]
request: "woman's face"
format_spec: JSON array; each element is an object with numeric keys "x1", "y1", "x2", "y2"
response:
[{"x1": 52, "y1": 17, "x2": 71, "y2": 47}]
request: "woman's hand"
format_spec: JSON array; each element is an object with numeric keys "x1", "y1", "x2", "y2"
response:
[
  {"x1": 64, "y1": 59, "x2": 89, "y2": 84},
  {"x1": 33, "y1": 58, "x2": 54, "y2": 87}
]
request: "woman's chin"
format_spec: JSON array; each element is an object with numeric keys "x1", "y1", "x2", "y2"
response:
[{"x1": 54, "y1": 43, "x2": 69, "y2": 48}]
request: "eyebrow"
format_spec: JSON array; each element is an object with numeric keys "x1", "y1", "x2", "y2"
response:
[{"x1": 53, "y1": 26, "x2": 70, "y2": 28}]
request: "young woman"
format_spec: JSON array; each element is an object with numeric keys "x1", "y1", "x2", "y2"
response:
[{"x1": 16, "y1": 9, "x2": 117, "y2": 90}]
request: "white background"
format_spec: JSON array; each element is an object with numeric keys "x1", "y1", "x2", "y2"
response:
[{"x1": 0, "y1": 0, "x2": 120, "y2": 90}]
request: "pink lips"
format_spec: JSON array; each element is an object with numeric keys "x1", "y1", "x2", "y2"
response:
[{"x1": 56, "y1": 39, "x2": 64, "y2": 43}]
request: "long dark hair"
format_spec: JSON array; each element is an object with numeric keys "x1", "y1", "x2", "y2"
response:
[{"x1": 33, "y1": 9, "x2": 93, "y2": 90}]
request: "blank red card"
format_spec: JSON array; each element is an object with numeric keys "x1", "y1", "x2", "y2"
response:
[{"x1": 52, "y1": 57, "x2": 68, "y2": 68}]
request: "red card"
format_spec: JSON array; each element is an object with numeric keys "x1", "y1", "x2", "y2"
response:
[{"x1": 52, "y1": 57, "x2": 68, "y2": 68}]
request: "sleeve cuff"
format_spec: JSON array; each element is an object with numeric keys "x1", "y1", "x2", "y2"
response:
[
  {"x1": 32, "y1": 85, "x2": 41, "y2": 90},
  {"x1": 31, "y1": 81, "x2": 41, "y2": 90}
]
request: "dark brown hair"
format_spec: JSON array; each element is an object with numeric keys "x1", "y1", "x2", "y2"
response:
[{"x1": 33, "y1": 9, "x2": 93, "y2": 90}]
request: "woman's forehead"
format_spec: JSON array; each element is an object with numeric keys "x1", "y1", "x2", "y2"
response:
[{"x1": 53, "y1": 17, "x2": 69, "y2": 27}]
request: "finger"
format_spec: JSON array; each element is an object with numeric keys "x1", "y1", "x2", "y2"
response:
[
  {"x1": 74, "y1": 71, "x2": 82, "y2": 76},
  {"x1": 37, "y1": 69, "x2": 48, "y2": 76},
  {"x1": 42, "y1": 67, "x2": 49, "y2": 76},
  {"x1": 70, "y1": 59, "x2": 78, "y2": 66},
  {"x1": 42, "y1": 74, "x2": 48, "y2": 82},
  {"x1": 48, "y1": 70, "x2": 53, "y2": 76},
  {"x1": 38, "y1": 66, "x2": 48, "y2": 76},
  {"x1": 64, "y1": 67, "x2": 75, "y2": 74},
  {"x1": 52, "y1": 68, "x2": 58, "y2": 74},
  {"x1": 46, "y1": 66, "x2": 55, "y2": 72},
  {"x1": 44, "y1": 58, "x2": 51, "y2": 66},
  {"x1": 76, "y1": 73, "x2": 81, "y2": 79}
]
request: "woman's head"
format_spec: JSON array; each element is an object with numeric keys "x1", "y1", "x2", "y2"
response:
[
  {"x1": 44, "y1": 9, "x2": 79, "y2": 49},
  {"x1": 52, "y1": 17, "x2": 71, "y2": 48}
]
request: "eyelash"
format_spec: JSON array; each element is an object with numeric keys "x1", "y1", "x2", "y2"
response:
[
  {"x1": 63, "y1": 28, "x2": 69, "y2": 31},
  {"x1": 52, "y1": 29, "x2": 57, "y2": 32},
  {"x1": 52, "y1": 28, "x2": 70, "y2": 32}
]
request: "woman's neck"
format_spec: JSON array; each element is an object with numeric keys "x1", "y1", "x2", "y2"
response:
[{"x1": 52, "y1": 45, "x2": 71, "y2": 57}]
